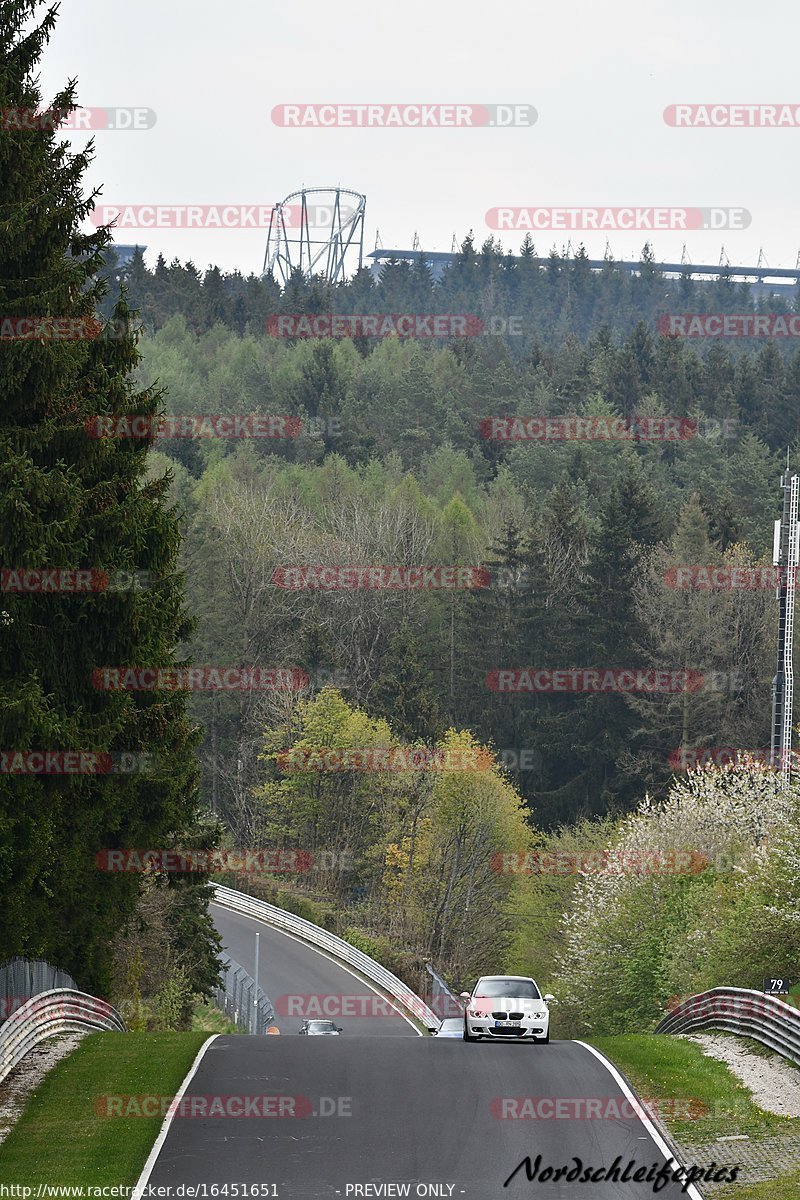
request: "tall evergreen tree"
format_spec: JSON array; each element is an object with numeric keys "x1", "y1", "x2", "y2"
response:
[
  {"x1": 369, "y1": 621, "x2": 443, "y2": 743},
  {"x1": 0, "y1": 0, "x2": 217, "y2": 993},
  {"x1": 540, "y1": 462, "x2": 667, "y2": 821}
]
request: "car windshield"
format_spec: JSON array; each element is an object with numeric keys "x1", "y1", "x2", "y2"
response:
[
  {"x1": 308, "y1": 1020, "x2": 338, "y2": 1031},
  {"x1": 475, "y1": 979, "x2": 540, "y2": 999}
]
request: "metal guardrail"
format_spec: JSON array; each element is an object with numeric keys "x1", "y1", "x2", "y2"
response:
[
  {"x1": 654, "y1": 987, "x2": 800, "y2": 1066},
  {"x1": 0, "y1": 988, "x2": 126, "y2": 1086},
  {"x1": 212, "y1": 884, "x2": 441, "y2": 1029},
  {"x1": 215, "y1": 952, "x2": 275, "y2": 1034},
  {"x1": 423, "y1": 962, "x2": 464, "y2": 1020}
]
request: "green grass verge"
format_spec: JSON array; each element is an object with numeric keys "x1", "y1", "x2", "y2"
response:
[
  {"x1": 714, "y1": 1170, "x2": 800, "y2": 1200},
  {"x1": 589, "y1": 1034, "x2": 794, "y2": 1144},
  {"x1": 0, "y1": 1031, "x2": 209, "y2": 1186},
  {"x1": 590, "y1": 1035, "x2": 800, "y2": 1200}
]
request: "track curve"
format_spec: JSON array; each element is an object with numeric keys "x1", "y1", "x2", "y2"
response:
[{"x1": 211, "y1": 900, "x2": 419, "y2": 1037}]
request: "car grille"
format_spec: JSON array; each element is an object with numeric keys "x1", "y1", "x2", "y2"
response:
[
  {"x1": 508, "y1": 1012, "x2": 524, "y2": 1021},
  {"x1": 489, "y1": 1026, "x2": 525, "y2": 1035},
  {"x1": 491, "y1": 1011, "x2": 508, "y2": 1020}
]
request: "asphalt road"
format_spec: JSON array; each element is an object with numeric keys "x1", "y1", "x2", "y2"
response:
[
  {"x1": 144, "y1": 1035, "x2": 710, "y2": 1198},
  {"x1": 140, "y1": 903, "x2": 711, "y2": 1196},
  {"x1": 211, "y1": 901, "x2": 418, "y2": 1037}
]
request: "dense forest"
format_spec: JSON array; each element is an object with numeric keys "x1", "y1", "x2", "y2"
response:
[
  {"x1": 127, "y1": 300, "x2": 789, "y2": 832},
  {"x1": 102, "y1": 237, "x2": 800, "y2": 371},
  {"x1": 112, "y1": 246, "x2": 798, "y2": 1019}
]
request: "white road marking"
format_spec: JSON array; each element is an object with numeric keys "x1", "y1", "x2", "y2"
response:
[
  {"x1": 575, "y1": 1040, "x2": 706, "y2": 1200},
  {"x1": 133, "y1": 1034, "x2": 219, "y2": 1195}
]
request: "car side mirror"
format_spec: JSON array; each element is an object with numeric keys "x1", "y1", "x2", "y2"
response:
[
  {"x1": 428, "y1": 1026, "x2": 439, "y2": 1034},
  {"x1": 459, "y1": 992, "x2": 471, "y2": 1000},
  {"x1": 337, "y1": 1026, "x2": 343, "y2": 1033},
  {"x1": 544, "y1": 994, "x2": 556, "y2": 1003}
]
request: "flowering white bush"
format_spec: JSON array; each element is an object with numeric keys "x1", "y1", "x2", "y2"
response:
[{"x1": 554, "y1": 762, "x2": 798, "y2": 1035}]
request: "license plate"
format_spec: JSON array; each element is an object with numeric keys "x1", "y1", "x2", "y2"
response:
[{"x1": 495, "y1": 1020, "x2": 521, "y2": 1027}]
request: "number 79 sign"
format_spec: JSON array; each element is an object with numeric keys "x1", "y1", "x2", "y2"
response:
[{"x1": 763, "y1": 978, "x2": 792, "y2": 995}]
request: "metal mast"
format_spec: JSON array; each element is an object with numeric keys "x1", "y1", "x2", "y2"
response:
[{"x1": 770, "y1": 465, "x2": 799, "y2": 775}]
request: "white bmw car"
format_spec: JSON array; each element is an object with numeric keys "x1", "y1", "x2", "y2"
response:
[{"x1": 461, "y1": 975, "x2": 554, "y2": 1043}]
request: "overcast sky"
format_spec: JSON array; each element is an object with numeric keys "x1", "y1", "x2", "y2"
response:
[{"x1": 38, "y1": 0, "x2": 800, "y2": 277}]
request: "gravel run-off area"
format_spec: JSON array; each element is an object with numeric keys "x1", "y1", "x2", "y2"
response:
[
  {"x1": 674, "y1": 1032, "x2": 800, "y2": 1192},
  {"x1": 682, "y1": 1032, "x2": 800, "y2": 1117},
  {"x1": 0, "y1": 1032, "x2": 86, "y2": 1145}
]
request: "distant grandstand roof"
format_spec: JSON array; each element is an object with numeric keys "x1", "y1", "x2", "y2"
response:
[
  {"x1": 367, "y1": 248, "x2": 800, "y2": 284},
  {"x1": 367, "y1": 248, "x2": 800, "y2": 298}
]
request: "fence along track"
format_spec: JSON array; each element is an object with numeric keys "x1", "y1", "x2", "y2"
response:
[{"x1": 215, "y1": 952, "x2": 275, "y2": 1033}]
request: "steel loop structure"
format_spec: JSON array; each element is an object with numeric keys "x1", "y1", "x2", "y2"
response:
[{"x1": 262, "y1": 188, "x2": 366, "y2": 284}]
